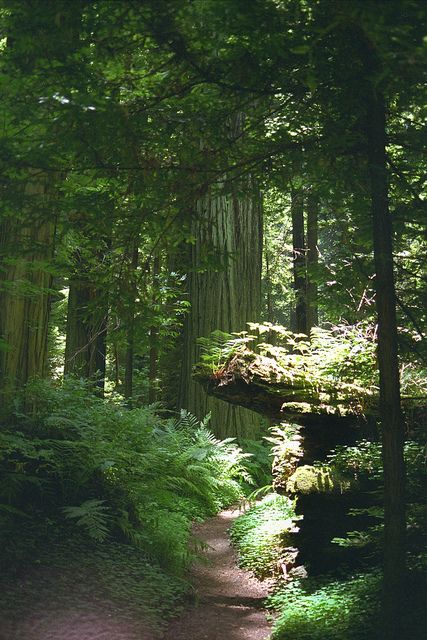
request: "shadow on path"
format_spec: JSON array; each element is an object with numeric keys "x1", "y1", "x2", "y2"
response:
[{"x1": 162, "y1": 508, "x2": 272, "y2": 640}]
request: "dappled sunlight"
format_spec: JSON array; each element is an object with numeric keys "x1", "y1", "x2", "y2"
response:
[
  {"x1": 163, "y1": 508, "x2": 271, "y2": 640},
  {"x1": 0, "y1": 2, "x2": 424, "y2": 640}
]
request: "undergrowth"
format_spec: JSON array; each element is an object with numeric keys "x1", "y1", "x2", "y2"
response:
[
  {"x1": 0, "y1": 533, "x2": 188, "y2": 636},
  {"x1": 232, "y1": 421, "x2": 427, "y2": 640},
  {"x1": 0, "y1": 377, "x2": 252, "y2": 615},
  {"x1": 268, "y1": 572, "x2": 381, "y2": 640},
  {"x1": 230, "y1": 493, "x2": 298, "y2": 579}
]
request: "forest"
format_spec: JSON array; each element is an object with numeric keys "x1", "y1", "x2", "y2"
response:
[{"x1": 0, "y1": 1, "x2": 426, "y2": 639}]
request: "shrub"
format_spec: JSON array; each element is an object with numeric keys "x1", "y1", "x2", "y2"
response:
[
  {"x1": 268, "y1": 572, "x2": 381, "y2": 640},
  {"x1": 230, "y1": 493, "x2": 298, "y2": 579},
  {"x1": 0, "y1": 379, "x2": 250, "y2": 574}
]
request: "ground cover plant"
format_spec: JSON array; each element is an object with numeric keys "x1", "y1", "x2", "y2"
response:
[
  {"x1": 230, "y1": 493, "x2": 299, "y2": 580},
  {"x1": 0, "y1": 534, "x2": 188, "y2": 638},
  {"x1": 267, "y1": 572, "x2": 381, "y2": 640},
  {"x1": 230, "y1": 412, "x2": 427, "y2": 640},
  {"x1": 0, "y1": 378, "x2": 255, "y2": 629},
  {"x1": 1, "y1": 2, "x2": 426, "y2": 637}
]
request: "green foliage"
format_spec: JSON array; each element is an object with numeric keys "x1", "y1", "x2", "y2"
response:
[
  {"x1": 268, "y1": 568, "x2": 427, "y2": 640},
  {"x1": 239, "y1": 437, "x2": 273, "y2": 491},
  {"x1": 321, "y1": 439, "x2": 427, "y2": 559},
  {"x1": 326, "y1": 440, "x2": 383, "y2": 482},
  {"x1": 248, "y1": 322, "x2": 378, "y2": 391},
  {"x1": 198, "y1": 323, "x2": 379, "y2": 402},
  {"x1": 62, "y1": 499, "x2": 111, "y2": 542},
  {"x1": 268, "y1": 572, "x2": 381, "y2": 640},
  {"x1": 0, "y1": 534, "x2": 188, "y2": 635},
  {"x1": 266, "y1": 423, "x2": 304, "y2": 490},
  {"x1": 197, "y1": 329, "x2": 256, "y2": 373},
  {"x1": 0, "y1": 379, "x2": 250, "y2": 574},
  {"x1": 230, "y1": 493, "x2": 298, "y2": 579},
  {"x1": 327, "y1": 439, "x2": 427, "y2": 497}
]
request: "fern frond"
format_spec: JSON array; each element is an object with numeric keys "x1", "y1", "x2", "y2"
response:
[{"x1": 62, "y1": 498, "x2": 111, "y2": 542}]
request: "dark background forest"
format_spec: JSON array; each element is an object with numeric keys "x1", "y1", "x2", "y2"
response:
[{"x1": 0, "y1": 1, "x2": 426, "y2": 639}]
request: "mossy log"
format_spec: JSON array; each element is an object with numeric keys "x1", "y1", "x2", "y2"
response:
[
  {"x1": 193, "y1": 348, "x2": 378, "y2": 424},
  {"x1": 286, "y1": 465, "x2": 356, "y2": 495}
]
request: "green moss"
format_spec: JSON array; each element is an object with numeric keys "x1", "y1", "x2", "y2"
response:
[
  {"x1": 281, "y1": 401, "x2": 316, "y2": 414},
  {"x1": 286, "y1": 465, "x2": 352, "y2": 495}
]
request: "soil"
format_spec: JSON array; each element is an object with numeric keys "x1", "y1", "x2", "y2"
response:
[
  {"x1": 163, "y1": 507, "x2": 272, "y2": 640},
  {"x1": 0, "y1": 508, "x2": 272, "y2": 640}
]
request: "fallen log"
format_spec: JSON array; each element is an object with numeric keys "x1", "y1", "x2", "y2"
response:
[{"x1": 193, "y1": 347, "x2": 378, "y2": 424}]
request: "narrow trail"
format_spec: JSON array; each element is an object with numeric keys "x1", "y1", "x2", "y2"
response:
[
  {"x1": 163, "y1": 507, "x2": 272, "y2": 640},
  {"x1": 0, "y1": 508, "x2": 271, "y2": 640}
]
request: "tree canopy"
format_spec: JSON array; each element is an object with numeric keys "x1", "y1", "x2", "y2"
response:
[{"x1": 0, "y1": 2, "x2": 426, "y2": 639}]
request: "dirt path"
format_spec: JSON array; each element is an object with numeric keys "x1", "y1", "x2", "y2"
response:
[
  {"x1": 163, "y1": 507, "x2": 272, "y2": 640},
  {"x1": 0, "y1": 508, "x2": 271, "y2": 640}
]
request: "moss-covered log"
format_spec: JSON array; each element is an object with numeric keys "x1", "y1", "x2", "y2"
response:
[{"x1": 193, "y1": 348, "x2": 378, "y2": 423}]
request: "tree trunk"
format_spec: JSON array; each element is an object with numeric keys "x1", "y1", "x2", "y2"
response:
[
  {"x1": 179, "y1": 178, "x2": 264, "y2": 439},
  {"x1": 365, "y1": 49, "x2": 406, "y2": 639},
  {"x1": 64, "y1": 265, "x2": 92, "y2": 378},
  {"x1": 194, "y1": 348, "x2": 378, "y2": 422},
  {"x1": 264, "y1": 229, "x2": 273, "y2": 323},
  {"x1": 91, "y1": 297, "x2": 108, "y2": 396},
  {"x1": 148, "y1": 255, "x2": 160, "y2": 404},
  {"x1": 0, "y1": 171, "x2": 55, "y2": 410},
  {"x1": 291, "y1": 186, "x2": 307, "y2": 334},
  {"x1": 306, "y1": 191, "x2": 319, "y2": 332},
  {"x1": 64, "y1": 247, "x2": 109, "y2": 395},
  {"x1": 114, "y1": 343, "x2": 120, "y2": 388},
  {"x1": 123, "y1": 241, "x2": 139, "y2": 402}
]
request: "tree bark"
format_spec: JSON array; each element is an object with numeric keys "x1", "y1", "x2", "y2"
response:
[
  {"x1": 264, "y1": 233, "x2": 273, "y2": 323},
  {"x1": 306, "y1": 191, "x2": 319, "y2": 332},
  {"x1": 291, "y1": 187, "x2": 307, "y2": 334},
  {"x1": 179, "y1": 177, "x2": 264, "y2": 439},
  {"x1": 363, "y1": 39, "x2": 406, "y2": 639},
  {"x1": 123, "y1": 241, "x2": 139, "y2": 402},
  {"x1": 148, "y1": 255, "x2": 160, "y2": 404},
  {"x1": 64, "y1": 245, "x2": 109, "y2": 395},
  {"x1": 0, "y1": 171, "x2": 55, "y2": 410}
]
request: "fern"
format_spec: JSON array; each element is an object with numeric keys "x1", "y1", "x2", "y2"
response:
[
  {"x1": 62, "y1": 499, "x2": 111, "y2": 542},
  {"x1": 1, "y1": 380, "x2": 256, "y2": 573},
  {"x1": 197, "y1": 330, "x2": 256, "y2": 371}
]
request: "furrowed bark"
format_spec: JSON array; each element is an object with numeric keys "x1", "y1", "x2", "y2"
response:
[
  {"x1": 0, "y1": 171, "x2": 55, "y2": 410},
  {"x1": 306, "y1": 191, "x2": 319, "y2": 332},
  {"x1": 179, "y1": 174, "x2": 264, "y2": 439}
]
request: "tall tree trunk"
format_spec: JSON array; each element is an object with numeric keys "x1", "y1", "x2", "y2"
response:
[
  {"x1": 91, "y1": 297, "x2": 108, "y2": 396},
  {"x1": 148, "y1": 255, "x2": 160, "y2": 404},
  {"x1": 264, "y1": 237, "x2": 273, "y2": 323},
  {"x1": 123, "y1": 241, "x2": 139, "y2": 402},
  {"x1": 291, "y1": 186, "x2": 307, "y2": 334},
  {"x1": 365, "y1": 49, "x2": 406, "y2": 639},
  {"x1": 114, "y1": 343, "x2": 120, "y2": 388},
  {"x1": 64, "y1": 246, "x2": 109, "y2": 395},
  {"x1": 306, "y1": 191, "x2": 319, "y2": 332},
  {"x1": 179, "y1": 178, "x2": 263, "y2": 439},
  {"x1": 0, "y1": 172, "x2": 55, "y2": 410},
  {"x1": 2, "y1": 1, "x2": 85, "y2": 408},
  {"x1": 64, "y1": 264, "x2": 92, "y2": 378}
]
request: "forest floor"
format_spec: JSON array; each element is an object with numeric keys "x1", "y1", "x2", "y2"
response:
[
  {"x1": 0, "y1": 508, "x2": 272, "y2": 640},
  {"x1": 163, "y1": 507, "x2": 272, "y2": 640}
]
